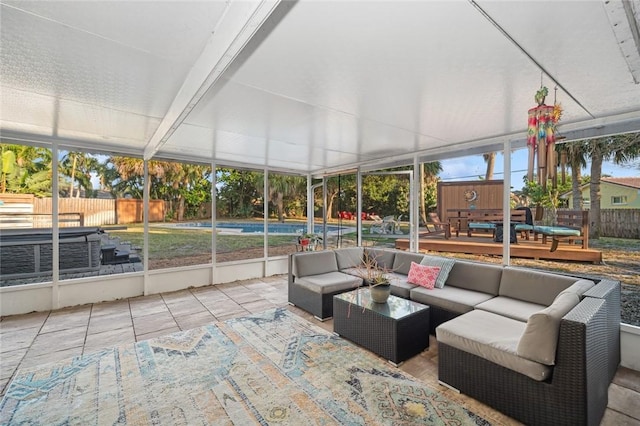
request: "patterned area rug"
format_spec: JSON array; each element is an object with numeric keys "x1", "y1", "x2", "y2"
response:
[{"x1": 0, "y1": 308, "x2": 490, "y2": 425}]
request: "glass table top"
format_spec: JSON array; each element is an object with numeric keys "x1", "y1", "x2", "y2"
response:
[{"x1": 335, "y1": 288, "x2": 429, "y2": 320}]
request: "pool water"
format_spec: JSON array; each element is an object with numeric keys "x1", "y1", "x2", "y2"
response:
[{"x1": 173, "y1": 222, "x2": 344, "y2": 235}]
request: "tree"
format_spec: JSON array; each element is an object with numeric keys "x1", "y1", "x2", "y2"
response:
[
  {"x1": 362, "y1": 172, "x2": 410, "y2": 217},
  {"x1": 0, "y1": 143, "x2": 53, "y2": 196},
  {"x1": 325, "y1": 175, "x2": 356, "y2": 220},
  {"x1": 264, "y1": 174, "x2": 305, "y2": 222},
  {"x1": 586, "y1": 133, "x2": 640, "y2": 238},
  {"x1": 216, "y1": 168, "x2": 263, "y2": 218},
  {"x1": 419, "y1": 161, "x2": 442, "y2": 224},
  {"x1": 521, "y1": 177, "x2": 571, "y2": 223},
  {"x1": 557, "y1": 141, "x2": 588, "y2": 209},
  {"x1": 59, "y1": 151, "x2": 99, "y2": 198},
  {"x1": 107, "y1": 156, "x2": 213, "y2": 220},
  {"x1": 483, "y1": 152, "x2": 496, "y2": 180}
]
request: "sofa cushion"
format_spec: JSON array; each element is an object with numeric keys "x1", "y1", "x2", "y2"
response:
[
  {"x1": 407, "y1": 262, "x2": 440, "y2": 289},
  {"x1": 410, "y1": 285, "x2": 494, "y2": 314},
  {"x1": 392, "y1": 251, "x2": 426, "y2": 275},
  {"x1": 474, "y1": 297, "x2": 545, "y2": 322},
  {"x1": 295, "y1": 272, "x2": 362, "y2": 294},
  {"x1": 294, "y1": 251, "x2": 338, "y2": 277},
  {"x1": 364, "y1": 248, "x2": 396, "y2": 270},
  {"x1": 334, "y1": 247, "x2": 364, "y2": 270},
  {"x1": 444, "y1": 260, "x2": 502, "y2": 295},
  {"x1": 386, "y1": 272, "x2": 419, "y2": 299},
  {"x1": 517, "y1": 291, "x2": 580, "y2": 365},
  {"x1": 436, "y1": 310, "x2": 551, "y2": 381},
  {"x1": 499, "y1": 266, "x2": 578, "y2": 306},
  {"x1": 419, "y1": 255, "x2": 455, "y2": 289}
]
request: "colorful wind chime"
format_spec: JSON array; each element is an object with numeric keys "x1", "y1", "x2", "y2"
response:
[{"x1": 527, "y1": 86, "x2": 562, "y2": 189}]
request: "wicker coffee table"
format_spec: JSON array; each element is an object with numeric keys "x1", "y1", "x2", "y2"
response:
[{"x1": 333, "y1": 288, "x2": 430, "y2": 365}]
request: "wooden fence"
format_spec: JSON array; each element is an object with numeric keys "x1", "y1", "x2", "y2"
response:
[
  {"x1": 116, "y1": 199, "x2": 165, "y2": 223},
  {"x1": 34, "y1": 198, "x2": 116, "y2": 226},
  {"x1": 600, "y1": 209, "x2": 640, "y2": 239},
  {"x1": 4, "y1": 197, "x2": 166, "y2": 226}
]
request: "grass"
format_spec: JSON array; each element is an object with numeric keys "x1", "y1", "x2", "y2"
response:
[
  {"x1": 104, "y1": 225, "x2": 296, "y2": 260},
  {"x1": 103, "y1": 223, "x2": 639, "y2": 287}
]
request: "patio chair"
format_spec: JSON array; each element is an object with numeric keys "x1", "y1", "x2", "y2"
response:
[
  {"x1": 369, "y1": 215, "x2": 402, "y2": 234},
  {"x1": 419, "y1": 212, "x2": 451, "y2": 239}
]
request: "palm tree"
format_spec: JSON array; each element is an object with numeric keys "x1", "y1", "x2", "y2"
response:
[
  {"x1": 558, "y1": 141, "x2": 588, "y2": 209},
  {"x1": 419, "y1": 161, "x2": 442, "y2": 224},
  {"x1": 586, "y1": 133, "x2": 640, "y2": 238},
  {"x1": 266, "y1": 174, "x2": 305, "y2": 222},
  {"x1": 482, "y1": 152, "x2": 496, "y2": 180},
  {"x1": 60, "y1": 151, "x2": 99, "y2": 198},
  {"x1": 0, "y1": 144, "x2": 53, "y2": 195}
]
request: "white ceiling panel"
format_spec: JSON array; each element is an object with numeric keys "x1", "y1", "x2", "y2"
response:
[
  {"x1": 2, "y1": 0, "x2": 639, "y2": 174},
  {"x1": 479, "y1": 1, "x2": 640, "y2": 117},
  {"x1": 1, "y1": 0, "x2": 227, "y2": 153},
  {"x1": 2, "y1": 1, "x2": 227, "y2": 63}
]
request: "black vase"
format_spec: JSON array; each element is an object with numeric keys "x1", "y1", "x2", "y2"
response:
[{"x1": 370, "y1": 283, "x2": 391, "y2": 303}]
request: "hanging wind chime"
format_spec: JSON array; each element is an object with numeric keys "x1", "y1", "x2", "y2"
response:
[{"x1": 526, "y1": 85, "x2": 563, "y2": 189}]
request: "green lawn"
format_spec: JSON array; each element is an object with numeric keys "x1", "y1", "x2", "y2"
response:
[{"x1": 104, "y1": 226, "x2": 296, "y2": 260}]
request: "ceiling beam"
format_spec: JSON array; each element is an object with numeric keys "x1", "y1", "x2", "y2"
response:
[{"x1": 143, "y1": 0, "x2": 291, "y2": 160}]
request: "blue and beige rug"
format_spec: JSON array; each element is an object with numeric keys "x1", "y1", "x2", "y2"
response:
[{"x1": 0, "y1": 308, "x2": 489, "y2": 425}]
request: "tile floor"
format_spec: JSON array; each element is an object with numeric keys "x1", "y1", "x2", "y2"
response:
[{"x1": 1, "y1": 275, "x2": 639, "y2": 425}]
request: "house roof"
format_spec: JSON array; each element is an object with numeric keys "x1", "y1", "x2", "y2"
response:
[
  {"x1": 560, "y1": 176, "x2": 640, "y2": 198},
  {"x1": 601, "y1": 177, "x2": 640, "y2": 190},
  {"x1": 2, "y1": 1, "x2": 640, "y2": 175}
]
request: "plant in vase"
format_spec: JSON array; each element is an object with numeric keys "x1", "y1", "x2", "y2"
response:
[
  {"x1": 355, "y1": 251, "x2": 392, "y2": 303},
  {"x1": 297, "y1": 232, "x2": 322, "y2": 251}
]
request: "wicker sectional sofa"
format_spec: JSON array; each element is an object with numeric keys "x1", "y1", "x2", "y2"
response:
[{"x1": 288, "y1": 247, "x2": 620, "y2": 426}]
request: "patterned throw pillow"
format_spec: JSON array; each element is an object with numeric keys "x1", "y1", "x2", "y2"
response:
[
  {"x1": 407, "y1": 262, "x2": 441, "y2": 289},
  {"x1": 419, "y1": 255, "x2": 455, "y2": 288}
]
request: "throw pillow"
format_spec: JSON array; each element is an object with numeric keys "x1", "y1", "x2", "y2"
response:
[
  {"x1": 419, "y1": 255, "x2": 455, "y2": 288},
  {"x1": 407, "y1": 262, "x2": 441, "y2": 289}
]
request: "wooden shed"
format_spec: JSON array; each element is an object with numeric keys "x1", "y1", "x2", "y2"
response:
[{"x1": 437, "y1": 180, "x2": 504, "y2": 224}]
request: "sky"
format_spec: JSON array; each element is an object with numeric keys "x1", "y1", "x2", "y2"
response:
[{"x1": 439, "y1": 147, "x2": 639, "y2": 191}]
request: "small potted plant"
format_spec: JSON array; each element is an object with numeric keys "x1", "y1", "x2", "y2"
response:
[
  {"x1": 297, "y1": 232, "x2": 322, "y2": 251},
  {"x1": 355, "y1": 251, "x2": 391, "y2": 303}
]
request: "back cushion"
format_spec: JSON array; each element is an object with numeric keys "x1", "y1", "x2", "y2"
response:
[
  {"x1": 499, "y1": 267, "x2": 578, "y2": 306},
  {"x1": 517, "y1": 291, "x2": 580, "y2": 365},
  {"x1": 335, "y1": 247, "x2": 364, "y2": 270},
  {"x1": 364, "y1": 248, "x2": 396, "y2": 270},
  {"x1": 445, "y1": 260, "x2": 502, "y2": 295},
  {"x1": 294, "y1": 251, "x2": 338, "y2": 277},
  {"x1": 392, "y1": 251, "x2": 427, "y2": 275}
]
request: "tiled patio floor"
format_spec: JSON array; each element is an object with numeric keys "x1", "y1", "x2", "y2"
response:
[{"x1": 1, "y1": 275, "x2": 638, "y2": 425}]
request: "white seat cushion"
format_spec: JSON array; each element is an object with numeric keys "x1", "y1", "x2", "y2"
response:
[
  {"x1": 475, "y1": 296, "x2": 545, "y2": 322},
  {"x1": 295, "y1": 272, "x2": 362, "y2": 294},
  {"x1": 437, "y1": 310, "x2": 551, "y2": 381},
  {"x1": 410, "y1": 286, "x2": 494, "y2": 314}
]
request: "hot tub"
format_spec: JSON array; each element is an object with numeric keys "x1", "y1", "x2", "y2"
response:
[{"x1": 0, "y1": 227, "x2": 102, "y2": 279}]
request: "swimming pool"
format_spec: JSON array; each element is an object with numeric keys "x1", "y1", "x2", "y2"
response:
[{"x1": 171, "y1": 222, "x2": 346, "y2": 235}]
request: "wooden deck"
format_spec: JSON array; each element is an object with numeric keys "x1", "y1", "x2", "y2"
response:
[{"x1": 395, "y1": 233, "x2": 602, "y2": 263}]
